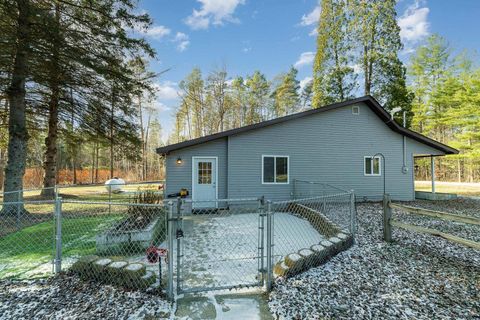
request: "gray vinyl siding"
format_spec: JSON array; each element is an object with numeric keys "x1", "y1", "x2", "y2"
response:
[
  {"x1": 227, "y1": 102, "x2": 444, "y2": 201},
  {"x1": 164, "y1": 102, "x2": 445, "y2": 202},
  {"x1": 165, "y1": 138, "x2": 228, "y2": 199}
]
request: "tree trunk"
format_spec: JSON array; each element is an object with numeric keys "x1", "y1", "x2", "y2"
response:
[
  {"x1": 109, "y1": 86, "x2": 115, "y2": 179},
  {"x1": 41, "y1": 93, "x2": 59, "y2": 198},
  {"x1": 41, "y1": 3, "x2": 61, "y2": 199},
  {"x1": 95, "y1": 142, "x2": 99, "y2": 183},
  {"x1": 90, "y1": 141, "x2": 95, "y2": 184},
  {"x1": 2, "y1": 0, "x2": 31, "y2": 213}
]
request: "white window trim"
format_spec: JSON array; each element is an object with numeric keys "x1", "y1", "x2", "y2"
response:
[
  {"x1": 364, "y1": 156, "x2": 381, "y2": 176},
  {"x1": 262, "y1": 155, "x2": 290, "y2": 184},
  {"x1": 352, "y1": 106, "x2": 360, "y2": 115}
]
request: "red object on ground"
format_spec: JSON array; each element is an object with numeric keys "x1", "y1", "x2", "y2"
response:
[
  {"x1": 146, "y1": 246, "x2": 168, "y2": 263},
  {"x1": 146, "y1": 245, "x2": 159, "y2": 263}
]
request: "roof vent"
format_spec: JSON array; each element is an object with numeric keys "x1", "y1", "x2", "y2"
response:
[{"x1": 352, "y1": 106, "x2": 360, "y2": 115}]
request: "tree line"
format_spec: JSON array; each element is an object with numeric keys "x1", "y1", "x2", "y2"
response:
[
  {"x1": 170, "y1": 0, "x2": 479, "y2": 182},
  {"x1": 169, "y1": 66, "x2": 312, "y2": 142},
  {"x1": 0, "y1": 0, "x2": 161, "y2": 206}
]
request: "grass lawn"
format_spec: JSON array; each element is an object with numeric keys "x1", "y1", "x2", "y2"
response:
[
  {"x1": 415, "y1": 180, "x2": 480, "y2": 197},
  {"x1": 0, "y1": 214, "x2": 124, "y2": 279},
  {"x1": 0, "y1": 182, "x2": 163, "y2": 202},
  {"x1": 0, "y1": 183, "x2": 165, "y2": 280}
]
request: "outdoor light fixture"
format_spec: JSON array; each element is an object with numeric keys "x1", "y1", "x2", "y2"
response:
[{"x1": 176, "y1": 158, "x2": 182, "y2": 165}]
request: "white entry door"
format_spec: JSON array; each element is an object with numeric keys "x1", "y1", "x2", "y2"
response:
[{"x1": 192, "y1": 157, "x2": 217, "y2": 208}]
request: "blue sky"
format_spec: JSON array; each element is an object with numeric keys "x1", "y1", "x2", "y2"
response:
[{"x1": 136, "y1": 0, "x2": 480, "y2": 139}]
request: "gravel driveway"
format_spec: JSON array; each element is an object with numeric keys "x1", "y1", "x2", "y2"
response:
[{"x1": 269, "y1": 198, "x2": 480, "y2": 319}]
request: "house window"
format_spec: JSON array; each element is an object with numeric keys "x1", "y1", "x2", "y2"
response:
[
  {"x1": 352, "y1": 106, "x2": 360, "y2": 115},
  {"x1": 364, "y1": 156, "x2": 381, "y2": 176},
  {"x1": 262, "y1": 156, "x2": 289, "y2": 184},
  {"x1": 198, "y1": 162, "x2": 212, "y2": 184}
]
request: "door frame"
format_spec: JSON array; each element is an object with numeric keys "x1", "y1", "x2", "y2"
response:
[{"x1": 191, "y1": 156, "x2": 218, "y2": 207}]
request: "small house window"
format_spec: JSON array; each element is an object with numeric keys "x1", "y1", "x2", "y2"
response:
[
  {"x1": 263, "y1": 156, "x2": 289, "y2": 184},
  {"x1": 352, "y1": 106, "x2": 360, "y2": 115},
  {"x1": 364, "y1": 156, "x2": 381, "y2": 176}
]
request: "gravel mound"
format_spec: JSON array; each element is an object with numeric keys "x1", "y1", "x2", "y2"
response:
[
  {"x1": 0, "y1": 273, "x2": 172, "y2": 319},
  {"x1": 269, "y1": 199, "x2": 480, "y2": 319}
]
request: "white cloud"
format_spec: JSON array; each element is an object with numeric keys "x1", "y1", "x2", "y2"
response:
[
  {"x1": 299, "y1": 76, "x2": 313, "y2": 92},
  {"x1": 173, "y1": 32, "x2": 190, "y2": 52},
  {"x1": 155, "y1": 102, "x2": 171, "y2": 113},
  {"x1": 398, "y1": 0, "x2": 430, "y2": 43},
  {"x1": 300, "y1": 4, "x2": 321, "y2": 26},
  {"x1": 144, "y1": 25, "x2": 171, "y2": 39},
  {"x1": 294, "y1": 52, "x2": 315, "y2": 68},
  {"x1": 185, "y1": 0, "x2": 246, "y2": 30},
  {"x1": 154, "y1": 81, "x2": 179, "y2": 100},
  {"x1": 299, "y1": 2, "x2": 321, "y2": 36},
  {"x1": 242, "y1": 47, "x2": 251, "y2": 53}
]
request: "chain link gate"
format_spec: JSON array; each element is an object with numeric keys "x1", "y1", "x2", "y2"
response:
[{"x1": 168, "y1": 198, "x2": 268, "y2": 294}]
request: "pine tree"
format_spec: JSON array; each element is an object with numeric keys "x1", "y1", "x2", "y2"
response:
[
  {"x1": 312, "y1": 0, "x2": 356, "y2": 107},
  {"x1": 272, "y1": 67, "x2": 300, "y2": 116},
  {"x1": 245, "y1": 71, "x2": 270, "y2": 124},
  {"x1": 351, "y1": 0, "x2": 411, "y2": 115}
]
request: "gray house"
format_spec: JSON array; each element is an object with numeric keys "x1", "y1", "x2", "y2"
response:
[{"x1": 157, "y1": 96, "x2": 457, "y2": 206}]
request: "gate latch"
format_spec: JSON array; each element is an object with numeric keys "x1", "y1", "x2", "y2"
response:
[{"x1": 176, "y1": 228, "x2": 184, "y2": 239}]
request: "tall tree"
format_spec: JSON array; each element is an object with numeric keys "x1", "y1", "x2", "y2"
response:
[
  {"x1": 313, "y1": 0, "x2": 356, "y2": 107},
  {"x1": 245, "y1": 71, "x2": 270, "y2": 124},
  {"x1": 2, "y1": 0, "x2": 32, "y2": 209},
  {"x1": 408, "y1": 34, "x2": 451, "y2": 134},
  {"x1": 351, "y1": 0, "x2": 411, "y2": 114},
  {"x1": 272, "y1": 67, "x2": 300, "y2": 117}
]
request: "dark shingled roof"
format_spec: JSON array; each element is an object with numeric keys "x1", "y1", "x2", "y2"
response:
[{"x1": 157, "y1": 95, "x2": 458, "y2": 155}]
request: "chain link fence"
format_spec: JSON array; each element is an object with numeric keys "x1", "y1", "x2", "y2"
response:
[
  {"x1": 293, "y1": 179, "x2": 351, "y2": 199},
  {"x1": 0, "y1": 190, "x2": 168, "y2": 293},
  {"x1": 174, "y1": 198, "x2": 264, "y2": 294},
  {"x1": 270, "y1": 192, "x2": 355, "y2": 279},
  {"x1": 1, "y1": 182, "x2": 356, "y2": 297}
]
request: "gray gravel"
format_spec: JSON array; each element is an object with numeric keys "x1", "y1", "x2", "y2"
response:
[
  {"x1": 0, "y1": 273, "x2": 172, "y2": 319},
  {"x1": 269, "y1": 199, "x2": 480, "y2": 320}
]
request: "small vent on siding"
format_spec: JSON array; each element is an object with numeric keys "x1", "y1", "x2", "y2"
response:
[{"x1": 352, "y1": 106, "x2": 360, "y2": 115}]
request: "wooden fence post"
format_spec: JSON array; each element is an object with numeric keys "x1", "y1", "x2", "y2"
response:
[{"x1": 383, "y1": 194, "x2": 392, "y2": 242}]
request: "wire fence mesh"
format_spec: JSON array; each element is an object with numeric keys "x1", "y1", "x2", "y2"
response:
[
  {"x1": 1, "y1": 183, "x2": 356, "y2": 295},
  {"x1": 0, "y1": 200, "x2": 55, "y2": 279},
  {"x1": 175, "y1": 198, "x2": 264, "y2": 293},
  {"x1": 292, "y1": 179, "x2": 350, "y2": 199},
  {"x1": 271, "y1": 192, "x2": 355, "y2": 278},
  {"x1": 0, "y1": 190, "x2": 168, "y2": 292},
  {"x1": 61, "y1": 200, "x2": 167, "y2": 290}
]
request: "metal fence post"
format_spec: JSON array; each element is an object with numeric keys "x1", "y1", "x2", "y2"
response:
[
  {"x1": 349, "y1": 190, "x2": 356, "y2": 235},
  {"x1": 16, "y1": 190, "x2": 21, "y2": 230},
  {"x1": 108, "y1": 185, "x2": 112, "y2": 215},
  {"x1": 292, "y1": 179, "x2": 297, "y2": 199},
  {"x1": 176, "y1": 197, "x2": 182, "y2": 294},
  {"x1": 258, "y1": 196, "x2": 265, "y2": 285},
  {"x1": 266, "y1": 200, "x2": 273, "y2": 291},
  {"x1": 167, "y1": 201, "x2": 174, "y2": 300},
  {"x1": 54, "y1": 197, "x2": 63, "y2": 273},
  {"x1": 383, "y1": 194, "x2": 392, "y2": 242},
  {"x1": 322, "y1": 184, "x2": 326, "y2": 212}
]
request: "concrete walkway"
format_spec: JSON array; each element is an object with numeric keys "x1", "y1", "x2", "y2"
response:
[{"x1": 174, "y1": 291, "x2": 273, "y2": 320}]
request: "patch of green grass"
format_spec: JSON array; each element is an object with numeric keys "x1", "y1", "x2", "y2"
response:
[
  {"x1": 0, "y1": 214, "x2": 124, "y2": 279},
  {"x1": 415, "y1": 181, "x2": 480, "y2": 197}
]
